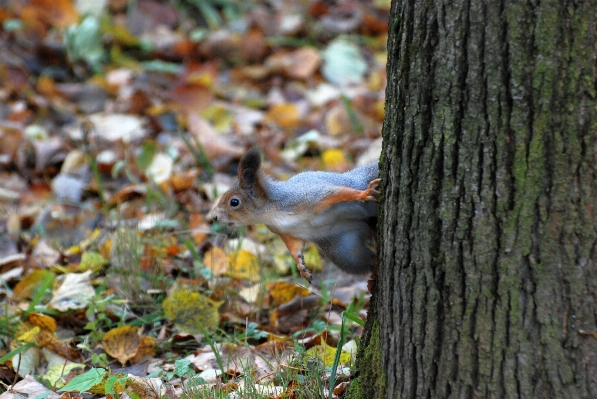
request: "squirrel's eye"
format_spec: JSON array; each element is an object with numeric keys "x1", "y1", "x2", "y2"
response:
[{"x1": 230, "y1": 197, "x2": 240, "y2": 208}]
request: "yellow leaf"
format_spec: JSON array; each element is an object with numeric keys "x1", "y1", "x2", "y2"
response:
[
  {"x1": 163, "y1": 289, "x2": 221, "y2": 334},
  {"x1": 79, "y1": 251, "x2": 108, "y2": 272},
  {"x1": 44, "y1": 363, "x2": 85, "y2": 388},
  {"x1": 306, "y1": 343, "x2": 351, "y2": 367},
  {"x1": 12, "y1": 269, "x2": 55, "y2": 301},
  {"x1": 229, "y1": 250, "x2": 261, "y2": 282},
  {"x1": 102, "y1": 326, "x2": 140, "y2": 366},
  {"x1": 267, "y1": 282, "x2": 311, "y2": 306},
  {"x1": 303, "y1": 245, "x2": 323, "y2": 272},
  {"x1": 322, "y1": 149, "x2": 349, "y2": 171},
  {"x1": 64, "y1": 229, "x2": 102, "y2": 256},
  {"x1": 17, "y1": 326, "x2": 40, "y2": 343}
]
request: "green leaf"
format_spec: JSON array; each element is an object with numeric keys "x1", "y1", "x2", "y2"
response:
[
  {"x1": 342, "y1": 310, "x2": 365, "y2": 326},
  {"x1": 58, "y1": 368, "x2": 106, "y2": 392},
  {"x1": 136, "y1": 140, "x2": 157, "y2": 170},
  {"x1": 105, "y1": 374, "x2": 128, "y2": 394},
  {"x1": 174, "y1": 359, "x2": 194, "y2": 378},
  {"x1": 64, "y1": 16, "x2": 104, "y2": 69}
]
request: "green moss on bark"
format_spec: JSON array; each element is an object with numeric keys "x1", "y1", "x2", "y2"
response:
[{"x1": 347, "y1": 321, "x2": 385, "y2": 399}]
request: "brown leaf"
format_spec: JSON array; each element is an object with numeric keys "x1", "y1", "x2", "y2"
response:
[
  {"x1": 1, "y1": 375, "x2": 60, "y2": 399},
  {"x1": 102, "y1": 326, "x2": 141, "y2": 366},
  {"x1": 35, "y1": 330, "x2": 81, "y2": 361},
  {"x1": 126, "y1": 374, "x2": 163, "y2": 399},
  {"x1": 27, "y1": 313, "x2": 56, "y2": 332},
  {"x1": 130, "y1": 336, "x2": 157, "y2": 364},
  {"x1": 186, "y1": 112, "x2": 244, "y2": 162},
  {"x1": 325, "y1": 103, "x2": 353, "y2": 136},
  {"x1": 169, "y1": 83, "x2": 212, "y2": 114}
]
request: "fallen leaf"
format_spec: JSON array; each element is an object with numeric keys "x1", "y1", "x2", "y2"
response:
[
  {"x1": 12, "y1": 269, "x2": 55, "y2": 301},
  {"x1": 27, "y1": 313, "x2": 57, "y2": 332},
  {"x1": 267, "y1": 282, "x2": 310, "y2": 306},
  {"x1": 102, "y1": 326, "x2": 141, "y2": 366},
  {"x1": 145, "y1": 152, "x2": 174, "y2": 184},
  {"x1": 322, "y1": 148, "x2": 350, "y2": 171},
  {"x1": 70, "y1": 113, "x2": 147, "y2": 143},
  {"x1": 306, "y1": 343, "x2": 351, "y2": 367},
  {"x1": 186, "y1": 112, "x2": 244, "y2": 162},
  {"x1": 284, "y1": 47, "x2": 321, "y2": 79},
  {"x1": 321, "y1": 38, "x2": 367, "y2": 85},
  {"x1": 264, "y1": 103, "x2": 300, "y2": 128},
  {"x1": 43, "y1": 362, "x2": 86, "y2": 389},
  {"x1": 36, "y1": 330, "x2": 81, "y2": 361},
  {"x1": 48, "y1": 270, "x2": 95, "y2": 311},
  {"x1": 11, "y1": 346, "x2": 41, "y2": 377},
  {"x1": 203, "y1": 247, "x2": 229, "y2": 276},
  {"x1": 163, "y1": 288, "x2": 221, "y2": 334},
  {"x1": 130, "y1": 335, "x2": 157, "y2": 364},
  {"x1": 169, "y1": 82, "x2": 212, "y2": 114},
  {"x1": 0, "y1": 374, "x2": 60, "y2": 399},
  {"x1": 21, "y1": 0, "x2": 79, "y2": 31},
  {"x1": 228, "y1": 250, "x2": 261, "y2": 282},
  {"x1": 126, "y1": 374, "x2": 163, "y2": 399},
  {"x1": 325, "y1": 103, "x2": 353, "y2": 136}
]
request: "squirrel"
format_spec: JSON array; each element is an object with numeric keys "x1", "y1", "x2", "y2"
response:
[{"x1": 210, "y1": 148, "x2": 380, "y2": 283}]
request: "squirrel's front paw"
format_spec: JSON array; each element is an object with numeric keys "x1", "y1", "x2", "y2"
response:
[{"x1": 360, "y1": 178, "x2": 381, "y2": 202}]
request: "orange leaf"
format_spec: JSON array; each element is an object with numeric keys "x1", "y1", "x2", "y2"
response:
[
  {"x1": 265, "y1": 103, "x2": 300, "y2": 128},
  {"x1": 21, "y1": 0, "x2": 78, "y2": 31},
  {"x1": 27, "y1": 313, "x2": 56, "y2": 332},
  {"x1": 189, "y1": 213, "x2": 209, "y2": 246}
]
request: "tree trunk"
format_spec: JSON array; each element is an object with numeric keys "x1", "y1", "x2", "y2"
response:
[{"x1": 349, "y1": 0, "x2": 597, "y2": 398}]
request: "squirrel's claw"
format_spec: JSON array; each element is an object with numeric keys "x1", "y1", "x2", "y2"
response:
[
  {"x1": 296, "y1": 253, "x2": 313, "y2": 283},
  {"x1": 361, "y1": 178, "x2": 381, "y2": 202}
]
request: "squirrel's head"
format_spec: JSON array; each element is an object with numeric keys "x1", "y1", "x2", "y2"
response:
[{"x1": 210, "y1": 148, "x2": 268, "y2": 227}]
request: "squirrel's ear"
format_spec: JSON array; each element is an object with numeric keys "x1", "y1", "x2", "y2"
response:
[{"x1": 238, "y1": 148, "x2": 265, "y2": 198}]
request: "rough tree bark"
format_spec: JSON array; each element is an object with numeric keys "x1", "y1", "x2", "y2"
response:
[{"x1": 349, "y1": 0, "x2": 597, "y2": 398}]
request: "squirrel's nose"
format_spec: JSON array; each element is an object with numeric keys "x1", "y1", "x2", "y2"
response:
[{"x1": 213, "y1": 215, "x2": 218, "y2": 221}]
